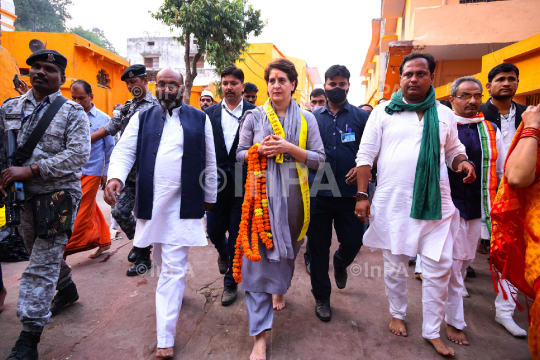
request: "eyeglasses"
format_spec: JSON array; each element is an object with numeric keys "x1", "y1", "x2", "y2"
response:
[{"x1": 455, "y1": 94, "x2": 483, "y2": 101}]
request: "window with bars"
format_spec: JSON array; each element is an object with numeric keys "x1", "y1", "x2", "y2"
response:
[
  {"x1": 526, "y1": 93, "x2": 540, "y2": 106},
  {"x1": 144, "y1": 57, "x2": 159, "y2": 69},
  {"x1": 460, "y1": 0, "x2": 504, "y2": 3}
]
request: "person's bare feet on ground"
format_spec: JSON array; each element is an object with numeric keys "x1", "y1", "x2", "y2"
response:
[
  {"x1": 273, "y1": 294, "x2": 285, "y2": 311},
  {"x1": 0, "y1": 286, "x2": 7, "y2": 314},
  {"x1": 250, "y1": 331, "x2": 266, "y2": 360},
  {"x1": 389, "y1": 317, "x2": 408, "y2": 336},
  {"x1": 446, "y1": 324, "x2": 469, "y2": 346},
  {"x1": 426, "y1": 337, "x2": 455, "y2": 356},
  {"x1": 89, "y1": 245, "x2": 110, "y2": 259},
  {"x1": 156, "y1": 347, "x2": 173, "y2": 358}
]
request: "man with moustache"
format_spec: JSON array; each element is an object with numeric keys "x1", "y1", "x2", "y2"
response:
[
  {"x1": 355, "y1": 53, "x2": 475, "y2": 356},
  {"x1": 479, "y1": 63, "x2": 528, "y2": 337},
  {"x1": 105, "y1": 68, "x2": 217, "y2": 358},
  {"x1": 199, "y1": 90, "x2": 214, "y2": 110},
  {"x1": 0, "y1": 50, "x2": 90, "y2": 360},
  {"x1": 91, "y1": 64, "x2": 159, "y2": 277},
  {"x1": 308, "y1": 65, "x2": 368, "y2": 321},
  {"x1": 204, "y1": 66, "x2": 256, "y2": 306},
  {"x1": 444, "y1": 76, "x2": 506, "y2": 346}
]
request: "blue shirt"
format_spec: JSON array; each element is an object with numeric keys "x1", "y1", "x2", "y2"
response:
[
  {"x1": 309, "y1": 101, "x2": 369, "y2": 198},
  {"x1": 82, "y1": 104, "x2": 114, "y2": 176}
]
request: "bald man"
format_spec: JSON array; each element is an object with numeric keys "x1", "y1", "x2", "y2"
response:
[{"x1": 105, "y1": 68, "x2": 217, "y2": 358}]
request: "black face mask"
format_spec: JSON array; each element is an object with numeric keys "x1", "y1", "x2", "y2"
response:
[{"x1": 325, "y1": 87, "x2": 348, "y2": 104}]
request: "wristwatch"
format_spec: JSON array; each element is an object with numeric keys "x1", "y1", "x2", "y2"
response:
[{"x1": 355, "y1": 191, "x2": 369, "y2": 201}]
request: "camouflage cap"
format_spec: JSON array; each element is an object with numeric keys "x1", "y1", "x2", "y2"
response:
[{"x1": 26, "y1": 49, "x2": 68, "y2": 71}]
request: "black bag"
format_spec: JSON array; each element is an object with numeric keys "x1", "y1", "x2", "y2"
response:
[{"x1": 0, "y1": 225, "x2": 29, "y2": 262}]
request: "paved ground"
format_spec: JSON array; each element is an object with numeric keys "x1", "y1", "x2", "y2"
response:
[{"x1": 0, "y1": 191, "x2": 532, "y2": 359}]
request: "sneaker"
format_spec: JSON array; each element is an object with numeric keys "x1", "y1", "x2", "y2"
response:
[
  {"x1": 466, "y1": 266, "x2": 476, "y2": 278},
  {"x1": 50, "y1": 282, "x2": 79, "y2": 317},
  {"x1": 462, "y1": 284, "x2": 470, "y2": 298},
  {"x1": 315, "y1": 299, "x2": 331, "y2": 322}
]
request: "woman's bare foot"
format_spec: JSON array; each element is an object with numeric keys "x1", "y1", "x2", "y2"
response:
[
  {"x1": 156, "y1": 347, "x2": 173, "y2": 358},
  {"x1": 389, "y1": 317, "x2": 408, "y2": 336},
  {"x1": 0, "y1": 286, "x2": 7, "y2": 314},
  {"x1": 250, "y1": 331, "x2": 267, "y2": 360},
  {"x1": 272, "y1": 294, "x2": 285, "y2": 311},
  {"x1": 446, "y1": 324, "x2": 469, "y2": 346},
  {"x1": 426, "y1": 337, "x2": 455, "y2": 356},
  {"x1": 89, "y1": 245, "x2": 110, "y2": 259}
]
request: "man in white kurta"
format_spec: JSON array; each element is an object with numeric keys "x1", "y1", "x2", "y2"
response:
[
  {"x1": 443, "y1": 77, "x2": 507, "y2": 346},
  {"x1": 105, "y1": 69, "x2": 217, "y2": 357},
  {"x1": 355, "y1": 54, "x2": 475, "y2": 356}
]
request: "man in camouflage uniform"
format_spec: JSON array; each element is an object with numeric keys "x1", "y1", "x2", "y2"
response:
[
  {"x1": 0, "y1": 49, "x2": 90, "y2": 360},
  {"x1": 90, "y1": 64, "x2": 158, "y2": 276}
]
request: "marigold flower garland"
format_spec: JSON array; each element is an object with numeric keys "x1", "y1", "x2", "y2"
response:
[{"x1": 232, "y1": 144, "x2": 273, "y2": 283}]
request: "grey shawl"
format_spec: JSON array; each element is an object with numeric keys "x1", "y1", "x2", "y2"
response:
[{"x1": 242, "y1": 99, "x2": 304, "y2": 262}]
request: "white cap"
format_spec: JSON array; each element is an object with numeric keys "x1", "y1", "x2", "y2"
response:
[{"x1": 201, "y1": 90, "x2": 213, "y2": 99}]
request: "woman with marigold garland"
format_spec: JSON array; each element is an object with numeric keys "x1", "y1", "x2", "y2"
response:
[{"x1": 236, "y1": 58, "x2": 325, "y2": 360}]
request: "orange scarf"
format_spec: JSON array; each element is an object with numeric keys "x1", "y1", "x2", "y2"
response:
[{"x1": 490, "y1": 122, "x2": 540, "y2": 358}]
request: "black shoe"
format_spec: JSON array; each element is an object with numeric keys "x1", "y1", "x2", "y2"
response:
[
  {"x1": 126, "y1": 258, "x2": 152, "y2": 277},
  {"x1": 50, "y1": 282, "x2": 79, "y2": 317},
  {"x1": 7, "y1": 331, "x2": 40, "y2": 360},
  {"x1": 315, "y1": 299, "x2": 331, "y2": 322},
  {"x1": 306, "y1": 261, "x2": 311, "y2": 276},
  {"x1": 221, "y1": 287, "x2": 237, "y2": 306},
  {"x1": 334, "y1": 266, "x2": 348, "y2": 289},
  {"x1": 466, "y1": 266, "x2": 476, "y2": 278},
  {"x1": 127, "y1": 246, "x2": 142, "y2": 263},
  {"x1": 218, "y1": 254, "x2": 227, "y2": 275}
]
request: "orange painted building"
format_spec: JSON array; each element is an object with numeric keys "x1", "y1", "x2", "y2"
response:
[
  {"x1": 0, "y1": 31, "x2": 131, "y2": 116},
  {"x1": 235, "y1": 43, "x2": 321, "y2": 108},
  {"x1": 361, "y1": 0, "x2": 540, "y2": 106}
]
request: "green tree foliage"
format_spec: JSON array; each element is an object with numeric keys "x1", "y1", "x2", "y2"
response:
[
  {"x1": 72, "y1": 26, "x2": 118, "y2": 54},
  {"x1": 14, "y1": 0, "x2": 72, "y2": 32},
  {"x1": 152, "y1": 0, "x2": 265, "y2": 103}
]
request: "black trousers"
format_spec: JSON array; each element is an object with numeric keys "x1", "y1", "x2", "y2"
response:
[
  {"x1": 206, "y1": 174, "x2": 243, "y2": 289},
  {"x1": 307, "y1": 196, "x2": 364, "y2": 301}
]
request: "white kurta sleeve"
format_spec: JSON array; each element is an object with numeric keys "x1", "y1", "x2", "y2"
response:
[
  {"x1": 107, "y1": 111, "x2": 140, "y2": 187},
  {"x1": 444, "y1": 113, "x2": 466, "y2": 170},
  {"x1": 356, "y1": 109, "x2": 382, "y2": 167},
  {"x1": 204, "y1": 115, "x2": 218, "y2": 203},
  {"x1": 495, "y1": 127, "x2": 507, "y2": 183}
]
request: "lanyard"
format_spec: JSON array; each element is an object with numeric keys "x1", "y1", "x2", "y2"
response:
[
  {"x1": 335, "y1": 124, "x2": 351, "y2": 134},
  {"x1": 21, "y1": 102, "x2": 47, "y2": 125},
  {"x1": 223, "y1": 105, "x2": 241, "y2": 121}
]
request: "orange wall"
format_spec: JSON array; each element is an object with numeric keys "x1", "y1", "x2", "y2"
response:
[
  {"x1": 0, "y1": 32, "x2": 131, "y2": 116},
  {"x1": 433, "y1": 59, "x2": 482, "y2": 88}
]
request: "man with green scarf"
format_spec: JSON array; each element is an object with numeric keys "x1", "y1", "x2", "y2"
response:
[{"x1": 354, "y1": 53, "x2": 476, "y2": 357}]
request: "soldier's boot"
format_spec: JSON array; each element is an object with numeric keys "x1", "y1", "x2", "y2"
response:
[
  {"x1": 50, "y1": 282, "x2": 79, "y2": 317},
  {"x1": 126, "y1": 246, "x2": 152, "y2": 277},
  {"x1": 6, "y1": 330, "x2": 41, "y2": 360}
]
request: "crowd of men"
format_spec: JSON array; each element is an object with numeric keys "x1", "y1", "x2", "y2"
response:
[{"x1": 0, "y1": 47, "x2": 538, "y2": 360}]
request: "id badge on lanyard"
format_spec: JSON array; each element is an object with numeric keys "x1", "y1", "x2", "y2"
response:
[{"x1": 336, "y1": 123, "x2": 355, "y2": 143}]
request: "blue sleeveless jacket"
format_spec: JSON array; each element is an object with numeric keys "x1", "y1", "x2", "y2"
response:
[{"x1": 134, "y1": 104, "x2": 207, "y2": 220}]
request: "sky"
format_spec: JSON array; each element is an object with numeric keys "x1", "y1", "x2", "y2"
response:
[{"x1": 66, "y1": 0, "x2": 382, "y2": 105}]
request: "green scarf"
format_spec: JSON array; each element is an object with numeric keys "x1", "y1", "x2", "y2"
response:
[{"x1": 384, "y1": 86, "x2": 442, "y2": 220}]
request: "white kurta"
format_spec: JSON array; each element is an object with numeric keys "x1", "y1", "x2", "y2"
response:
[
  {"x1": 356, "y1": 101, "x2": 466, "y2": 262},
  {"x1": 108, "y1": 107, "x2": 217, "y2": 248}
]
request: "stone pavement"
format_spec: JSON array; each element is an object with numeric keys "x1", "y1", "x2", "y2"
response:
[{"x1": 0, "y1": 191, "x2": 532, "y2": 359}]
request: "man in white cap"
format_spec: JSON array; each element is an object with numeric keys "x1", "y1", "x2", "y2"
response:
[{"x1": 199, "y1": 90, "x2": 214, "y2": 110}]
